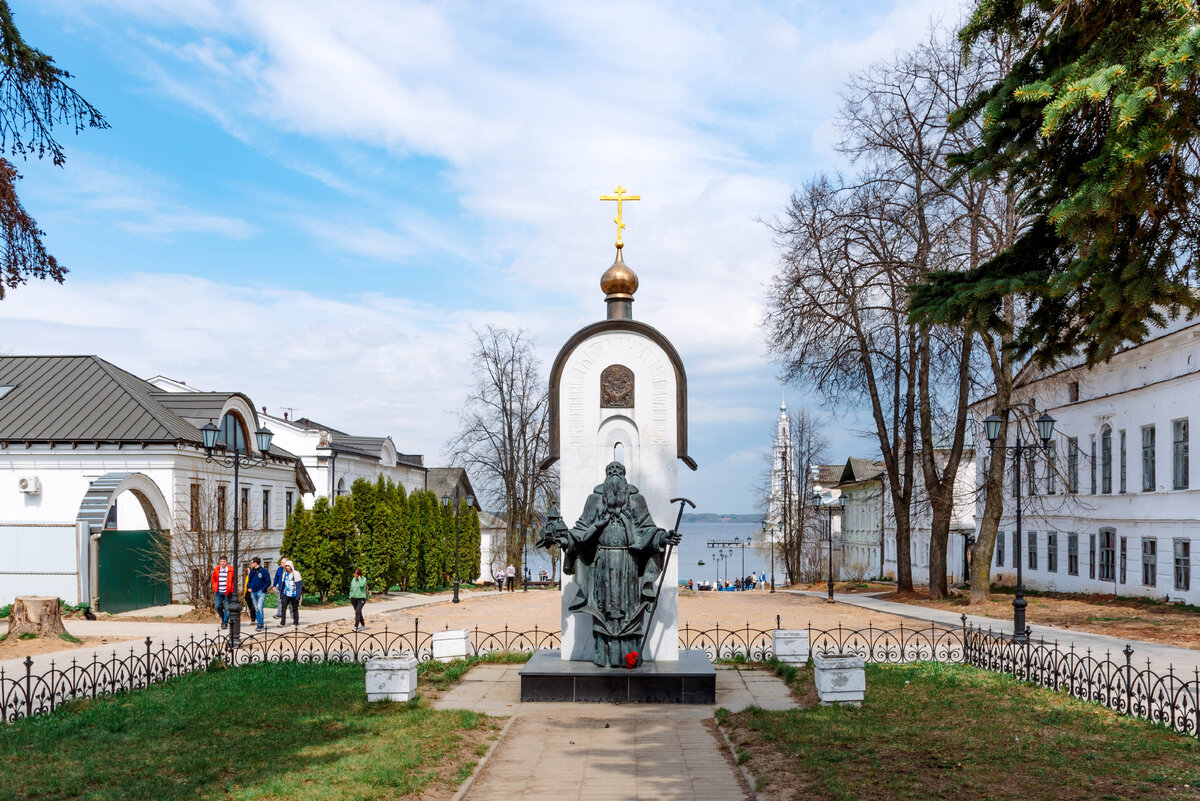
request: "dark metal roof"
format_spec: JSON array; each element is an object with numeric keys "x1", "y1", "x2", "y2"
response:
[
  {"x1": 838, "y1": 457, "x2": 887, "y2": 486},
  {"x1": 426, "y1": 467, "x2": 477, "y2": 501},
  {"x1": 0, "y1": 356, "x2": 201, "y2": 442}
]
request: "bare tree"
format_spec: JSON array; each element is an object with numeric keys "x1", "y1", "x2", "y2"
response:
[
  {"x1": 448, "y1": 326, "x2": 557, "y2": 579},
  {"x1": 152, "y1": 472, "x2": 268, "y2": 610},
  {"x1": 767, "y1": 176, "x2": 921, "y2": 591}
]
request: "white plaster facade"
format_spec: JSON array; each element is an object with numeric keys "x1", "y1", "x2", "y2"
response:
[
  {"x1": 977, "y1": 317, "x2": 1200, "y2": 604},
  {"x1": 260, "y1": 414, "x2": 427, "y2": 504},
  {"x1": 0, "y1": 387, "x2": 307, "y2": 608}
]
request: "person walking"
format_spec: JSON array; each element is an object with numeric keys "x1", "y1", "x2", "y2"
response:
[
  {"x1": 279, "y1": 559, "x2": 303, "y2": 626},
  {"x1": 349, "y1": 568, "x2": 368, "y2": 632},
  {"x1": 505, "y1": 563, "x2": 515, "y2": 592},
  {"x1": 246, "y1": 557, "x2": 271, "y2": 632},
  {"x1": 271, "y1": 559, "x2": 287, "y2": 619},
  {"x1": 494, "y1": 567, "x2": 504, "y2": 591},
  {"x1": 211, "y1": 557, "x2": 234, "y2": 629}
]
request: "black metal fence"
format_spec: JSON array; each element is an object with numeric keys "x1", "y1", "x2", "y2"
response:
[{"x1": 2, "y1": 617, "x2": 1196, "y2": 740}]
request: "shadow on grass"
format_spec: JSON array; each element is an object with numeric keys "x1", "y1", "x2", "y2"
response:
[{"x1": 0, "y1": 660, "x2": 497, "y2": 801}]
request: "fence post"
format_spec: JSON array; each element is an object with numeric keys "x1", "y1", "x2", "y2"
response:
[
  {"x1": 145, "y1": 637, "x2": 153, "y2": 686},
  {"x1": 1124, "y1": 644, "x2": 1134, "y2": 715},
  {"x1": 960, "y1": 614, "x2": 967, "y2": 664},
  {"x1": 23, "y1": 656, "x2": 32, "y2": 719},
  {"x1": 776, "y1": 614, "x2": 780, "y2": 631}
]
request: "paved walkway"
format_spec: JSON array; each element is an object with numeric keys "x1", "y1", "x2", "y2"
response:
[
  {"x1": 436, "y1": 663, "x2": 793, "y2": 801},
  {"x1": 0, "y1": 590, "x2": 478, "y2": 676},
  {"x1": 789, "y1": 590, "x2": 1200, "y2": 675}
]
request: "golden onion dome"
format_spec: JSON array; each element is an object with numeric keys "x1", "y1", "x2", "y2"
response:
[{"x1": 600, "y1": 247, "x2": 639, "y2": 300}]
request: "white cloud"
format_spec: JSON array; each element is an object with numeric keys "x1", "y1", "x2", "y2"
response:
[{"x1": 28, "y1": 0, "x2": 969, "y2": 509}]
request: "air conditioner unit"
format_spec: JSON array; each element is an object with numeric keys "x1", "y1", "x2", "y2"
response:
[{"x1": 17, "y1": 476, "x2": 41, "y2": 494}]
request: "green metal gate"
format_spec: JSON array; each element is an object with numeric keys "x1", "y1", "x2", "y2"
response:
[{"x1": 97, "y1": 530, "x2": 170, "y2": 613}]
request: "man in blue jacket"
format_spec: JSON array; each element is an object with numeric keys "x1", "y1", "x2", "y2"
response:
[
  {"x1": 279, "y1": 560, "x2": 303, "y2": 627},
  {"x1": 271, "y1": 559, "x2": 287, "y2": 619},
  {"x1": 247, "y1": 557, "x2": 271, "y2": 632}
]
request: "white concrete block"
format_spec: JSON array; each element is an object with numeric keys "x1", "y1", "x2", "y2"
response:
[
  {"x1": 813, "y1": 652, "x2": 865, "y2": 706},
  {"x1": 772, "y1": 629, "x2": 810, "y2": 665},
  {"x1": 365, "y1": 656, "x2": 418, "y2": 702},
  {"x1": 432, "y1": 629, "x2": 472, "y2": 663}
]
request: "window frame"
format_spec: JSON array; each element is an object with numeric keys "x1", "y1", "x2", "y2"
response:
[
  {"x1": 1142, "y1": 538, "x2": 1157, "y2": 587},
  {"x1": 1047, "y1": 531, "x2": 1058, "y2": 573},
  {"x1": 1068, "y1": 533, "x2": 1079, "y2": 576},
  {"x1": 189, "y1": 482, "x2": 201, "y2": 531},
  {"x1": 1175, "y1": 540, "x2": 1191, "y2": 592},
  {"x1": 1173, "y1": 418, "x2": 1189, "y2": 490},
  {"x1": 1100, "y1": 425, "x2": 1112, "y2": 494},
  {"x1": 1068, "y1": 437, "x2": 1080, "y2": 493},
  {"x1": 1028, "y1": 531, "x2": 1038, "y2": 571},
  {"x1": 1099, "y1": 529, "x2": 1115, "y2": 582},
  {"x1": 1142, "y1": 425, "x2": 1156, "y2": 491},
  {"x1": 261, "y1": 488, "x2": 271, "y2": 531}
]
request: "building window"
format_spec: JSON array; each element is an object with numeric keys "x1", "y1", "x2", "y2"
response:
[
  {"x1": 1173, "y1": 419, "x2": 1189, "y2": 490},
  {"x1": 1012, "y1": 531, "x2": 1019, "y2": 569},
  {"x1": 1026, "y1": 449, "x2": 1037, "y2": 496},
  {"x1": 996, "y1": 531, "x2": 1004, "y2": 566},
  {"x1": 1175, "y1": 540, "x2": 1191, "y2": 591},
  {"x1": 336, "y1": 477, "x2": 346, "y2": 497},
  {"x1": 218, "y1": 412, "x2": 247, "y2": 453},
  {"x1": 1089, "y1": 533, "x2": 1097, "y2": 579},
  {"x1": 1142, "y1": 538, "x2": 1157, "y2": 587},
  {"x1": 1090, "y1": 435, "x2": 1097, "y2": 494},
  {"x1": 240, "y1": 486, "x2": 249, "y2": 528},
  {"x1": 1047, "y1": 442, "x2": 1057, "y2": 494},
  {"x1": 1099, "y1": 529, "x2": 1115, "y2": 581},
  {"x1": 1142, "y1": 425, "x2": 1156, "y2": 491},
  {"x1": 1068, "y1": 438, "x2": 1079, "y2": 493},
  {"x1": 1119, "y1": 429, "x2": 1127, "y2": 493},
  {"x1": 1068, "y1": 381, "x2": 1079, "y2": 401},
  {"x1": 1100, "y1": 426, "x2": 1112, "y2": 494},
  {"x1": 217, "y1": 485, "x2": 227, "y2": 531},
  {"x1": 1120, "y1": 536, "x2": 1127, "y2": 584},
  {"x1": 285, "y1": 490, "x2": 295, "y2": 522},
  {"x1": 189, "y1": 483, "x2": 200, "y2": 531},
  {"x1": 1047, "y1": 532, "x2": 1058, "y2": 573},
  {"x1": 1068, "y1": 533, "x2": 1079, "y2": 576},
  {"x1": 262, "y1": 489, "x2": 271, "y2": 530},
  {"x1": 1028, "y1": 531, "x2": 1038, "y2": 570}
]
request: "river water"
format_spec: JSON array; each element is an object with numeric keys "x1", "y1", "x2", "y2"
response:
[{"x1": 520, "y1": 518, "x2": 773, "y2": 587}]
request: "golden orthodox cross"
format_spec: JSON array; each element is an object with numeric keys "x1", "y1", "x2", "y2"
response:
[{"x1": 600, "y1": 185, "x2": 640, "y2": 248}]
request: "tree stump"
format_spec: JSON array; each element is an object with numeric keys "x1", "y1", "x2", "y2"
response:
[{"x1": 7, "y1": 596, "x2": 67, "y2": 638}]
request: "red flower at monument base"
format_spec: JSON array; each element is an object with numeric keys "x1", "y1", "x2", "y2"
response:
[{"x1": 625, "y1": 651, "x2": 639, "y2": 669}]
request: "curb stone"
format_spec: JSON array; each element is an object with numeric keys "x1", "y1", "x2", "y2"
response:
[
  {"x1": 449, "y1": 714, "x2": 517, "y2": 801},
  {"x1": 711, "y1": 715, "x2": 761, "y2": 801}
]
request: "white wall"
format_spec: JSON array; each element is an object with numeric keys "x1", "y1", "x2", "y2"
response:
[{"x1": 981, "y1": 321, "x2": 1200, "y2": 604}]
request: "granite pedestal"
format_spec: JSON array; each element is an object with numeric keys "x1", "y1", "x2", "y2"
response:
[{"x1": 520, "y1": 649, "x2": 715, "y2": 703}]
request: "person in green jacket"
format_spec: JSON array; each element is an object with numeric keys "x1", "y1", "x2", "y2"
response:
[{"x1": 349, "y1": 568, "x2": 368, "y2": 632}]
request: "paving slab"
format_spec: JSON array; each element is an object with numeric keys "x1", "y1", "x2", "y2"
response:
[{"x1": 437, "y1": 661, "x2": 795, "y2": 801}]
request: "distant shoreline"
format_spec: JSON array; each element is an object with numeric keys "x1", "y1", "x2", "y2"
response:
[{"x1": 682, "y1": 513, "x2": 760, "y2": 524}]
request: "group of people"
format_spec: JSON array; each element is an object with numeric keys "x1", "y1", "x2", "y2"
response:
[
  {"x1": 210, "y1": 557, "x2": 369, "y2": 631},
  {"x1": 493, "y1": 563, "x2": 517, "y2": 591},
  {"x1": 687, "y1": 572, "x2": 770, "y2": 592}
]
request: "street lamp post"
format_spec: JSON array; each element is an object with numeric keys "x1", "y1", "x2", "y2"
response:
[
  {"x1": 200, "y1": 419, "x2": 273, "y2": 649},
  {"x1": 984, "y1": 411, "x2": 1056, "y2": 641},
  {"x1": 812, "y1": 494, "x2": 848, "y2": 603},
  {"x1": 442, "y1": 493, "x2": 475, "y2": 604}
]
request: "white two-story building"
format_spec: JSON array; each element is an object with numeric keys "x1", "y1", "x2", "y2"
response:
[{"x1": 975, "y1": 317, "x2": 1199, "y2": 604}]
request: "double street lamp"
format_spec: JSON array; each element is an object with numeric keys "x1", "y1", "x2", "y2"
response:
[
  {"x1": 983, "y1": 411, "x2": 1056, "y2": 641},
  {"x1": 441, "y1": 493, "x2": 475, "y2": 604},
  {"x1": 707, "y1": 537, "x2": 754, "y2": 588},
  {"x1": 200, "y1": 418, "x2": 274, "y2": 648},
  {"x1": 812, "y1": 493, "x2": 847, "y2": 603}
]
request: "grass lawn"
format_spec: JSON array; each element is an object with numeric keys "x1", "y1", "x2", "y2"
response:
[
  {"x1": 0, "y1": 660, "x2": 501, "y2": 801},
  {"x1": 720, "y1": 661, "x2": 1200, "y2": 801}
]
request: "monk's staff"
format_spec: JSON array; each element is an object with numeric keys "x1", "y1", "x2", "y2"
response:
[{"x1": 638, "y1": 496, "x2": 695, "y2": 658}]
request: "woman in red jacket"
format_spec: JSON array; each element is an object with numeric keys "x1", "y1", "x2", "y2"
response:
[{"x1": 211, "y1": 557, "x2": 235, "y2": 629}]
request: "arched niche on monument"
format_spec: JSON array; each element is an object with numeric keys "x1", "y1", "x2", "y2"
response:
[{"x1": 598, "y1": 414, "x2": 640, "y2": 484}]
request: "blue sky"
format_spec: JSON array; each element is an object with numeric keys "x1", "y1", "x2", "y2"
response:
[{"x1": 1, "y1": 0, "x2": 963, "y2": 513}]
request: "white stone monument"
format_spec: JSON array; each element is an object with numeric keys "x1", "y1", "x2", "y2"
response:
[{"x1": 541, "y1": 187, "x2": 696, "y2": 664}]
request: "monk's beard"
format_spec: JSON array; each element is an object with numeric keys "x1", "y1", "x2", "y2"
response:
[{"x1": 602, "y1": 474, "x2": 628, "y2": 515}]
